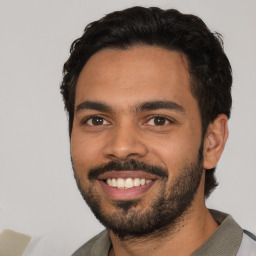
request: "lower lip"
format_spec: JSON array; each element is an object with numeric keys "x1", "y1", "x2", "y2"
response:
[{"x1": 99, "y1": 180, "x2": 156, "y2": 200}]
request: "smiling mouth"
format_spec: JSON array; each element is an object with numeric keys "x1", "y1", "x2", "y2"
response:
[
  {"x1": 97, "y1": 171, "x2": 158, "y2": 200},
  {"x1": 104, "y1": 177, "x2": 153, "y2": 189}
]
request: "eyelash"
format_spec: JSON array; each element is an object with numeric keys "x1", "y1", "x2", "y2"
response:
[
  {"x1": 81, "y1": 115, "x2": 174, "y2": 127},
  {"x1": 82, "y1": 115, "x2": 109, "y2": 126},
  {"x1": 146, "y1": 115, "x2": 174, "y2": 126}
]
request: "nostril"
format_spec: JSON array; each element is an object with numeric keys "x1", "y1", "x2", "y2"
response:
[{"x1": 102, "y1": 133, "x2": 149, "y2": 160}]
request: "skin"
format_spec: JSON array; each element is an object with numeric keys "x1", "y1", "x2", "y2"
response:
[{"x1": 71, "y1": 46, "x2": 229, "y2": 256}]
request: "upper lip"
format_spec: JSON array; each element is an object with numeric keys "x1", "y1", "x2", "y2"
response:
[{"x1": 97, "y1": 170, "x2": 158, "y2": 180}]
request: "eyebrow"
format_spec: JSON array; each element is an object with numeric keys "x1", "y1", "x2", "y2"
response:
[
  {"x1": 76, "y1": 101, "x2": 113, "y2": 113},
  {"x1": 75, "y1": 100, "x2": 185, "y2": 114},
  {"x1": 136, "y1": 100, "x2": 185, "y2": 113}
]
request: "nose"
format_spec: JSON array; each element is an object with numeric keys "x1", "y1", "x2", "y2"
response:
[{"x1": 102, "y1": 124, "x2": 148, "y2": 161}]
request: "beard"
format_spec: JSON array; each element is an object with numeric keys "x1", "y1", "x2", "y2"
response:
[{"x1": 73, "y1": 148, "x2": 203, "y2": 241}]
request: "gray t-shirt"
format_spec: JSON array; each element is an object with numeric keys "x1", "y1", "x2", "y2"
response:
[{"x1": 72, "y1": 210, "x2": 256, "y2": 256}]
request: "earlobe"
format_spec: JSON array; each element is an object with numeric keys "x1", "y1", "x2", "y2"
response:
[{"x1": 203, "y1": 114, "x2": 229, "y2": 169}]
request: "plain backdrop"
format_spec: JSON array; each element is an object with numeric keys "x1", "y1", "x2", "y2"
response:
[{"x1": 0, "y1": 0, "x2": 255, "y2": 255}]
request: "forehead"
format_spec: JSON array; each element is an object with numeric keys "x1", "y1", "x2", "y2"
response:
[{"x1": 75, "y1": 46, "x2": 196, "y2": 111}]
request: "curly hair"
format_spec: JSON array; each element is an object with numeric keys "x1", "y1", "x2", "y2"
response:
[{"x1": 60, "y1": 6, "x2": 232, "y2": 198}]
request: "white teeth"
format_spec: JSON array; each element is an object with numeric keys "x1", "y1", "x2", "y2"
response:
[
  {"x1": 106, "y1": 178, "x2": 152, "y2": 189},
  {"x1": 125, "y1": 178, "x2": 133, "y2": 189},
  {"x1": 134, "y1": 178, "x2": 140, "y2": 187},
  {"x1": 107, "y1": 179, "x2": 112, "y2": 186},
  {"x1": 117, "y1": 178, "x2": 125, "y2": 188},
  {"x1": 111, "y1": 178, "x2": 117, "y2": 187}
]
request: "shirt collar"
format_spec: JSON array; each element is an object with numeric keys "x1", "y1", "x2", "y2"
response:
[
  {"x1": 191, "y1": 209, "x2": 243, "y2": 256},
  {"x1": 90, "y1": 209, "x2": 243, "y2": 256}
]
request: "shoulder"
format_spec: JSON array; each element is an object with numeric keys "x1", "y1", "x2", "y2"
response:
[
  {"x1": 72, "y1": 230, "x2": 111, "y2": 256},
  {"x1": 237, "y1": 230, "x2": 256, "y2": 256}
]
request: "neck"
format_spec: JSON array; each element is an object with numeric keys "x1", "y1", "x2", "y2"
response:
[{"x1": 108, "y1": 181, "x2": 218, "y2": 256}]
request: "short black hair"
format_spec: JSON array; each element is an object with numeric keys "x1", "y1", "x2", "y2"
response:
[{"x1": 60, "y1": 6, "x2": 232, "y2": 198}]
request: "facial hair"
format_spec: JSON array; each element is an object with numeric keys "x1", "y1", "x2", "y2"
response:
[{"x1": 73, "y1": 151, "x2": 203, "y2": 241}]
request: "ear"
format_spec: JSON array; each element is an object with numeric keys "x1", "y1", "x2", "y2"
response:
[{"x1": 203, "y1": 114, "x2": 229, "y2": 169}]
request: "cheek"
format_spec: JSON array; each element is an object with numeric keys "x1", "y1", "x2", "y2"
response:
[
  {"x1": 71, "y1": 131, "x2": 103, "y2": 174},
  {"x1": 150, "y1": 142, "x2": 185, "y2": 176},
  {"x1": 147, "y1": 131, "x2": 201, "y2": 175}
]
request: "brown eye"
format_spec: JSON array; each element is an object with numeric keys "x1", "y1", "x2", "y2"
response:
[
  {"x1": 92, "y1": 117, "x2": 104, "y2": 125},
  {"x1": 85, "y1": 116, "x2": 108, "y2": 126},
  {"x1": 147, "y1": 116, "x2": 170, "y2": 126},
  {"x1": 153, "y1": 116, "x2": 167, "y2": 125}
]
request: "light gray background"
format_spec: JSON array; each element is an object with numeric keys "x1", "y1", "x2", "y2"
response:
[{"x1": 0, "y1": 0, "x2": 255, "y2": 255}]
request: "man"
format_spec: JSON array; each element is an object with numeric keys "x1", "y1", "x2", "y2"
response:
[{"x1": 60, "y1": 6, "x2": 256, "y2": 256}]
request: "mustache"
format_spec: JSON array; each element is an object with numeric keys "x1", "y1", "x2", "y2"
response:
[{"x1": 88, "y1": 159, "x2": 168, "y2": 180}]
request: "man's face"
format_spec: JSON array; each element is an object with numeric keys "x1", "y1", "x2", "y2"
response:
[{"x1": 71, "y1": 46, "x2": 204, "y2": 239}]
